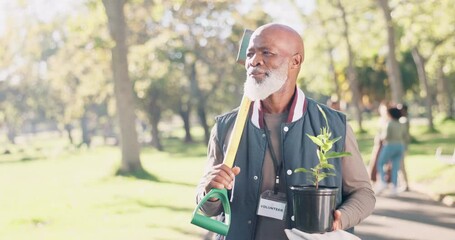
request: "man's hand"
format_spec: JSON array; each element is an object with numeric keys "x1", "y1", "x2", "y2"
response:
[
  {"x1": 204, "y1": 164, "x2": 241, "y2": 200},
  {"x1": 332, "y1": 210, "x2": 342, "y2": 230}
]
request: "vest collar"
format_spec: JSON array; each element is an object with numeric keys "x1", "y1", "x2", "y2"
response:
[{"x1": 251, "y1": 87, "x2": 308, "y2": 129}]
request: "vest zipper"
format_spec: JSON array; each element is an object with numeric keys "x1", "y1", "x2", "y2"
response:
[
  {"x1": 281, "y1": 123, "x2": 292, "y2": 229},
  {"x1": 250, "y1": 129, "x2": 267, "y2": 240}
]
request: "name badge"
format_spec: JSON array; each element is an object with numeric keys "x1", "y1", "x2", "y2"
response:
[{"x1": 257, "y1": 190, "x2": 287, "y2": 220}]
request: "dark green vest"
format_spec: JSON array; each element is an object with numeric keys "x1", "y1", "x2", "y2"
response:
[{"x1": 215, "y1": 98, "x2": 347, "y2": 240}]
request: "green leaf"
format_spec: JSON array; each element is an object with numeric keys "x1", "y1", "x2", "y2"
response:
[
  {"x1": 325, "y1": 151, "x2": 352, "y2": 159},
  {"x1": 294, "y1": 168, "x2": 309, "y2": 173},
  {"x1": 320, "y1": 162, "x2": 335, "y2": 169},
  {"x1": 321, "y1": 142, "x2": 333, "y2": 152},
  {"x1": 331, "y1": 136, "x2": 342, "y2": 144},
  {"x1": 317, "y1": 105, "x2": 329, "y2": 128},
  {"x1": 317, "y1": 149, "x2": 324, "y2": 161},
  {"x1": 307, "y1": 134, "x2": 324, "y2": 147}
]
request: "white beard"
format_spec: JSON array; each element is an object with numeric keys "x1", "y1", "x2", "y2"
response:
[{"x1": 244, "y1": 64, "x2": 288, "y2": 101}]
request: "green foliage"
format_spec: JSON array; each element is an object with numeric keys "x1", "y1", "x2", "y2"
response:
[
  {"x1": 355, "y1": 56, "x2": 389, "y2": 102},
  {"x1": 294, "y1": 106, "x2": 351, "y2": 189}
]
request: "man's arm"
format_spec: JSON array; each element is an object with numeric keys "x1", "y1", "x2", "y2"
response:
[
  {"x1": 338, "y1": 124, "x2": 376, "y2": 229},
  {"x1": 196, "y1": 123, "x2": 241, "y2": 216}
]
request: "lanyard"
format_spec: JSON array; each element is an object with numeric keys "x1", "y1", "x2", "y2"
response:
[{"x1": 263, "y1": 120, "x2": 282, "y2": 194}]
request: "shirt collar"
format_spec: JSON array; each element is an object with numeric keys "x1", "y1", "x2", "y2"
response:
[{"x1": 251, "y1": 87, "x2": 308, "y2": 129}]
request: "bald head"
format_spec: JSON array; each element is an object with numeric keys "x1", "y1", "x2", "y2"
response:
[{"x1": 252, "y1": 23, "x2": 304, "y2": 62}]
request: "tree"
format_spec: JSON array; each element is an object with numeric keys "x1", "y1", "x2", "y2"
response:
[
  {"x1": 377, "y1": 0, "x2": 404, "y2": 104},
  {"x1": 411, "y1": 47, "x2": 434, "y2": 130},
  {"x1": 46, "y1": 2, "x2": 116, "y2": 147},
  {"x1": 398, "y1": 0, "x2": 455, "y2": 130},
  {"x1": 102, "y1": 0, "x2": 142, "y2": 173},
  {"x1": 335, "y1": 0, "x2": 364, "y2": 131}
]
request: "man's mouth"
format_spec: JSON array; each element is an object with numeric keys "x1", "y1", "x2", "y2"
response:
[{"x1": 248, "y1": 69, "x2": 268, "y2": 78}]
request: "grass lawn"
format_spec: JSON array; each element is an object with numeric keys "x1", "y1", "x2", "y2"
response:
[
  {"x1": 0, "y1": 118, "x2": 454, "y2": 239},
  {"x1": 0, "y1": 136, "x2": 209, "y2": 240}
]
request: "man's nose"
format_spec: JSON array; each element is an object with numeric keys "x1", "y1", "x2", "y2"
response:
[{"x1": 248, "y1": 54, "x2": 263, "y2": 67}]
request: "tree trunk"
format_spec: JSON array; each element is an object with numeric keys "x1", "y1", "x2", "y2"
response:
[
  {"x1": 6, "y1": 124, "x2": 16, "y2": 144},
  {"x1": 179, "y1": 102, "x2": 193, "y2": 143},
  {"x1": 103, "y1": 0, "x2": 142, "y2": 173},
  {"x1": 64, "y1": 123, "x2": 74, "y2": 145},
  {"x1": 377, "y1": 0, "x2": 404, "y2": 104},
  {"x1": 411, "y1": 47, "x2": 434, "y2": 131},
  {"x1": 188, "y1": 60, "x2": 210, "y2": 143},
  {"x1": 149, "y1": 101, "x2": 163, "y2": 151},
  {"x1": 436, "y1": 58, "x2": 453, "y2": 119},
  {"x1": 197, "y1": 104, "x2": 210, "y2": 144},
  {"x1": 79, "y1": 112, "x2": 91, "y2": 148},
  {"x1": 336, "y1": 0, "x2": 363, "y2": 131},
  {"x1": 150, "y1": 119, "x2": 163, "y2": 151}
]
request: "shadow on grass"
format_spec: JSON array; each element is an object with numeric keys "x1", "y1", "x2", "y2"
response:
[
  {"x1": 0, "y1": 155, "x2": 45, "y2": 164},
  {"x1": 136, "y1": 200, "x2": 194, "y2": 213},
  {"x1": 167, "y1": 226, "x2": 207, "y2": 238},
  {"x1": 115, "y1": 167, "x2": 196, "y2": 187},
  {"x1": 116, "y1": 167, "x2": 159, "y2": 181},
  {"x1": 161, "y1": 138, "x2": 207, "y2": 158},
  {"x1": 147, "y1": 225, "x2": 206, "y2": 240}
]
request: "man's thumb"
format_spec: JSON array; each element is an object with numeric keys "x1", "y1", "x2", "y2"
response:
[
  {"x1": 334, "y1": 210, "x2": 342, "y2": 220},
  {"x1": 232, "y1": 166, "x2": 241, "y2": 176}
]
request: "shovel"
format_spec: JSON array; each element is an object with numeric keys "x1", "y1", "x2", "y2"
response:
[{"x1": 190, "y1": 29, "x2": 253, "y2": 236}]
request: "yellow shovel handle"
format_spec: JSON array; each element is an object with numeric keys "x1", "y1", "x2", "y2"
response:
[{"x1": 223, "y1": 95, "x2": 251, "y2": 168}]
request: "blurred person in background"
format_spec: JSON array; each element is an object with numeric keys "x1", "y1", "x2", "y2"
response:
[
  {"x1": 369, "y1": 101, "x2": 389, "y2": 184},
  {"x1": 397, "y1": 103, "x2": 410, "y2": 191},
  {"x1": 374, "y1": 106, "x2": 407, "y2": 196}
]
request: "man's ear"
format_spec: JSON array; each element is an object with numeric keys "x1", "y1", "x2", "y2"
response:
[{"x1": 291, "y1": 53, "x2": 303, "y2": 69}]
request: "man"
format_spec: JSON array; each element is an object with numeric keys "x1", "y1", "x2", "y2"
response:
[{"x1": 196, "y1": 23, "x2": 375, "y2": 240}]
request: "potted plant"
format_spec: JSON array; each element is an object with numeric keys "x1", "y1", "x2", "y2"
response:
[{"x1": 290, "y1": 105, "x2": 351, "y2": 234}]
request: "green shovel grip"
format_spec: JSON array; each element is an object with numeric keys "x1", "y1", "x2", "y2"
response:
[{"x1": 191, "y1": 188, "x2": 231, "y2": 236}]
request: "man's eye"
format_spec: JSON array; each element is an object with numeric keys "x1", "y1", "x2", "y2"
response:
[
  {"x1": 246, "y1": 52, "x2": 254, "y2": 58},
  {"x1": 263, "y1": 51, "x2": 272, "y2": 55}
]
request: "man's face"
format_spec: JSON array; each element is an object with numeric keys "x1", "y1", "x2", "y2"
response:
[
  {"x1": 244, "y1": 61, "x2": 288, "y2": 101},
  {"x1": 243, "y1": 31, "x2": 290, "y2": 101}
]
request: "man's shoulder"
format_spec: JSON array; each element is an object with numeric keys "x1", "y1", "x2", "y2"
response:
[{"x1": 215, "y1": 107, "x2": 240, "y2": 122}]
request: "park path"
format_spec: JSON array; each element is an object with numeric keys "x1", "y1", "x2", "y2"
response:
[{"x1": 355, "y1": 190, "x2": 455, "y2": 240}]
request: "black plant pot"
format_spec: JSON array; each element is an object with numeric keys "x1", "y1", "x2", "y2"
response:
[{"x1": 290, "y1": 185, "x2": 339, "y2": 234}]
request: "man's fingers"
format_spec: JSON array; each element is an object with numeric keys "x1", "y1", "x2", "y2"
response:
[
  {"x1": 232, "y1": 166, "x2": 241, "y2": 176},
  {"x1": 332, "y1": 210, "x2": 342, "y2": 230},
  {"x1": 213, "y1": 175, "x2": 232, "y2": 189},
  {"x1": 205, "y1": 164, "x2": 241, "y2": 192},
  {"x1": 219, "y1": 164, "x2": 237, "y2": 179}
]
